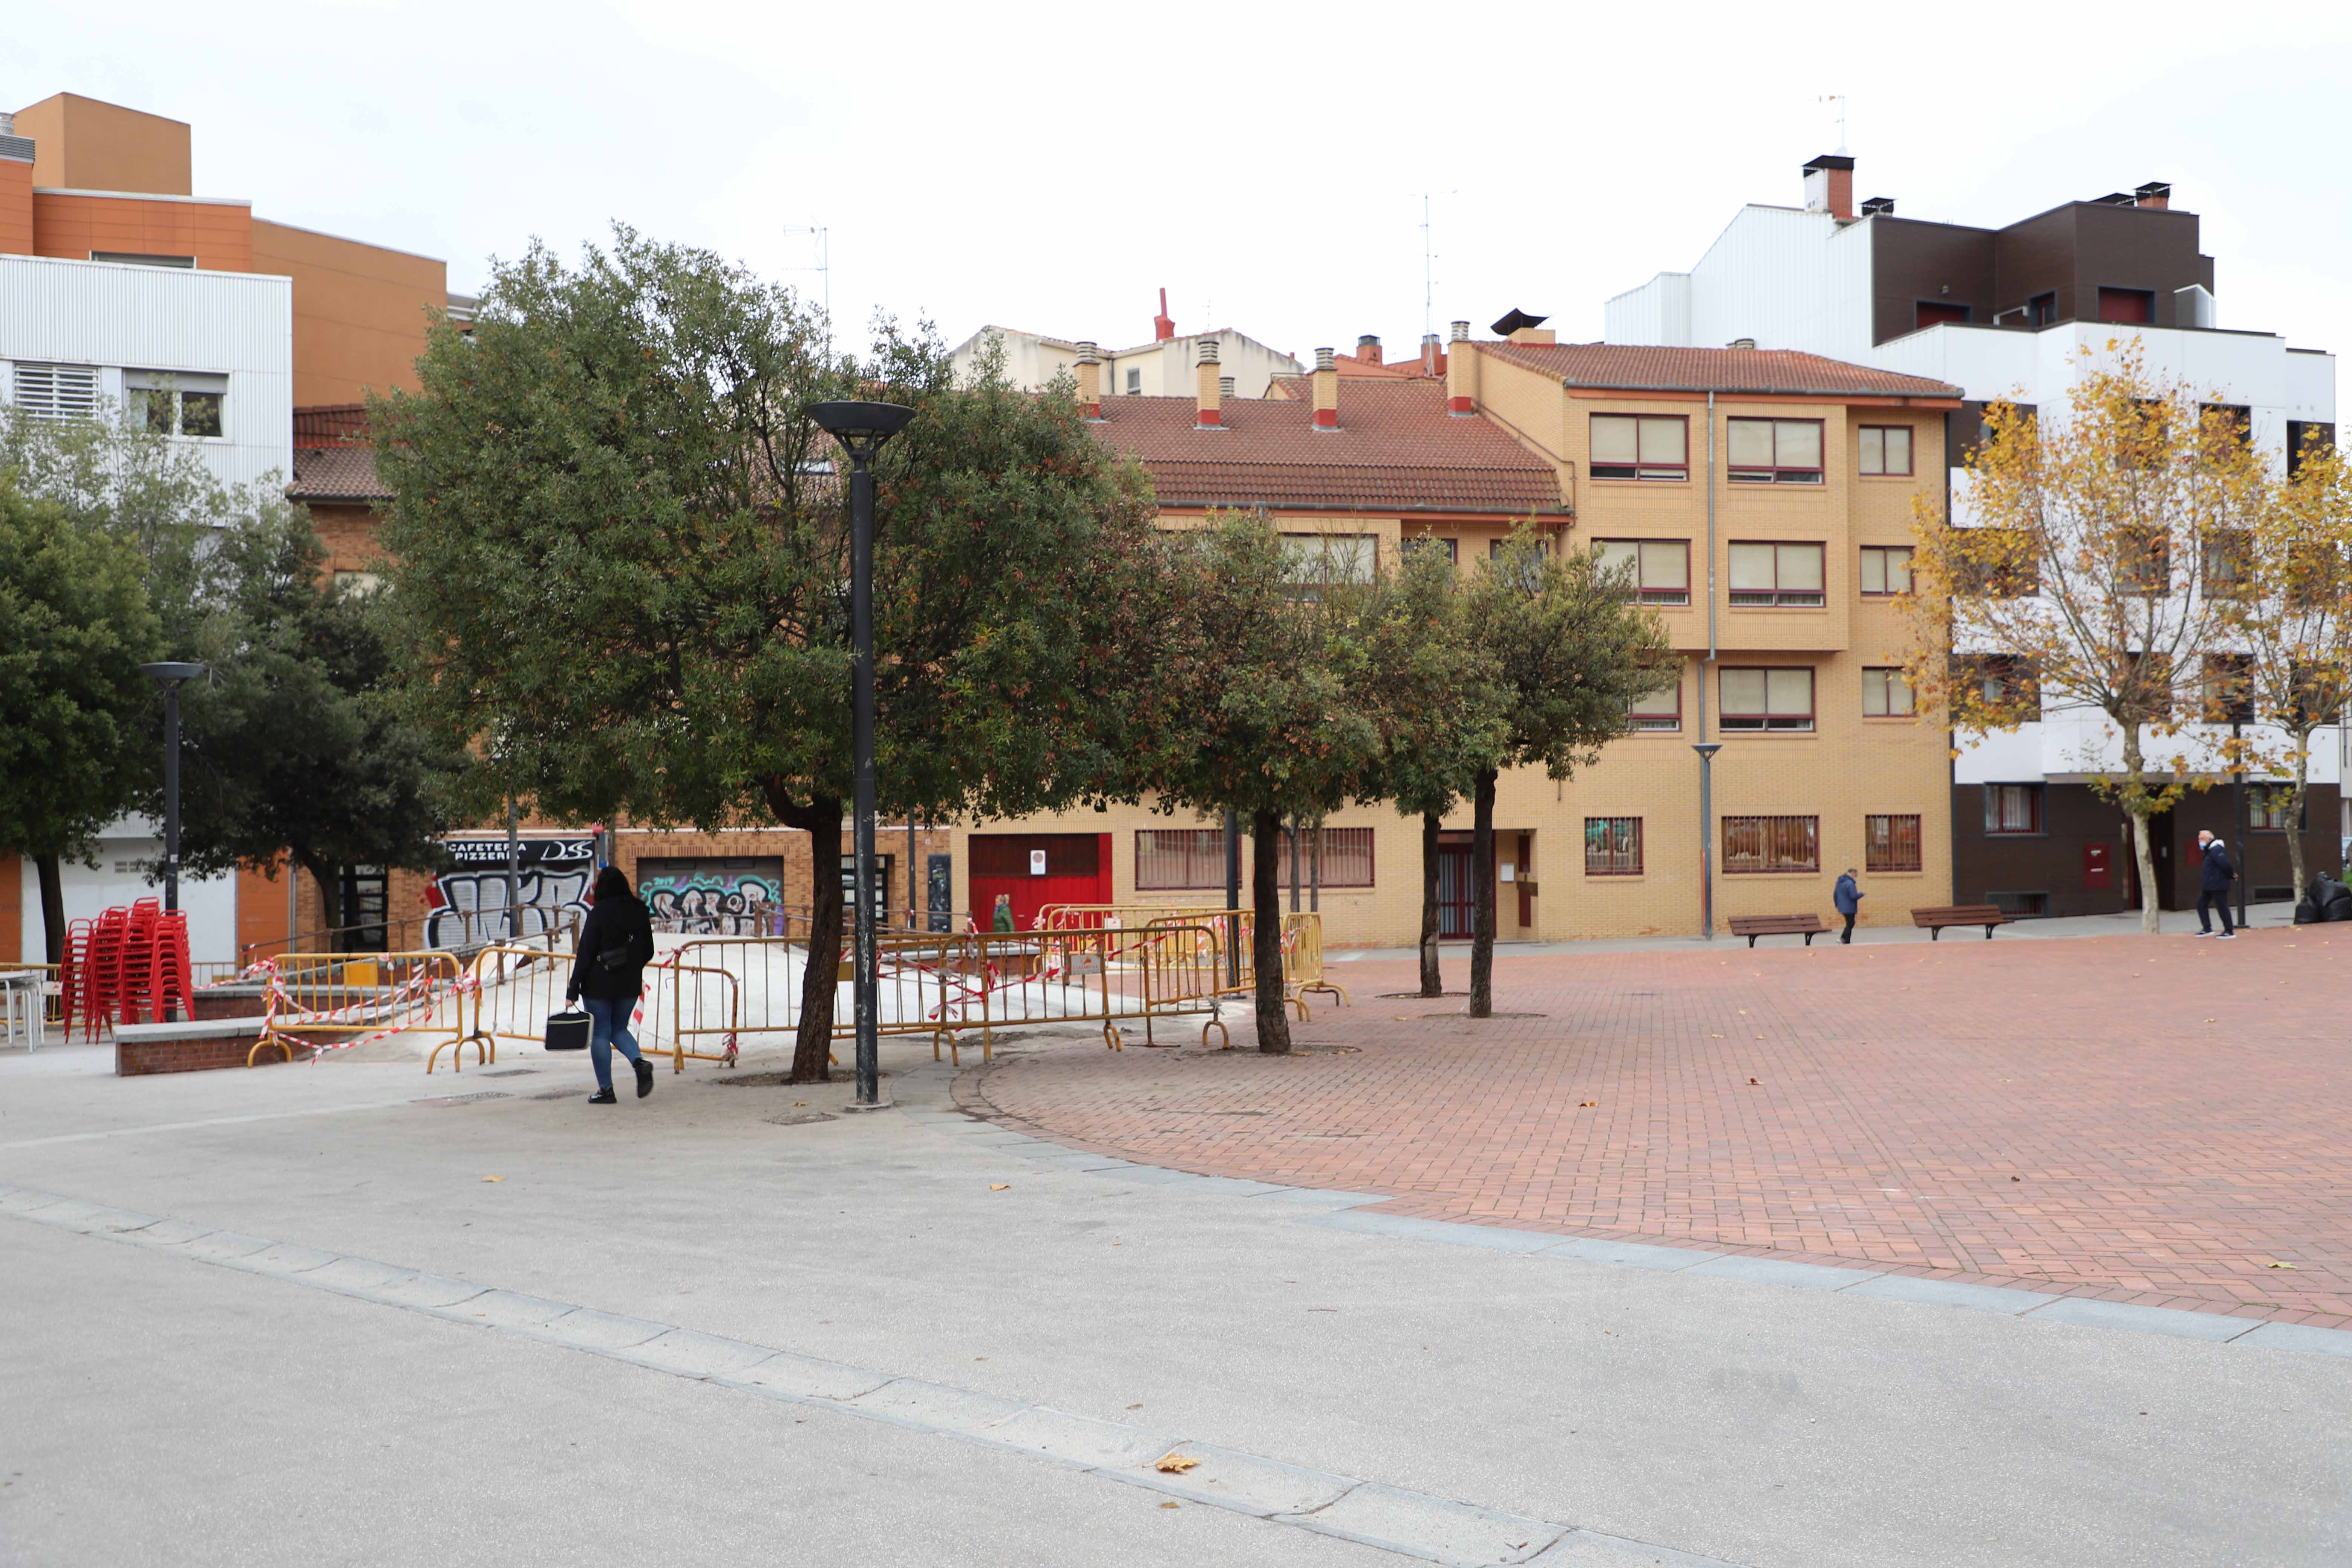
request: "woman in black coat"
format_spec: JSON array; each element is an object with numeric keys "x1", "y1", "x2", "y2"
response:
[{"x1": 567, "y1": 865, "x2": 658, "y2": 1102}]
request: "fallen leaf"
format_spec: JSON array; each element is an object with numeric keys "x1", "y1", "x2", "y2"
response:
[
  {"x1": 1156, "y1": 1454, "x2": 1200, "y2": 1473},
  {"x1": 482, "y1": 1176, "x2": 503, "y2": 1183},
  {"x1": 2266, "y1": 1261, "x2": 2298, "y2": 1269},
  {"x1": 1749, "y1": 1078, "x2": 1759, "y2": 1085},
  {"x1": 1580, "y1": 1100, "x2": 1597, "y2": 1107},
  {"x1": 989, "y1": 1184, "x2": 1009, "y2": 1191},
  {"x1": 1159, "y1": 1502, "x2": 1179, "y2": 1510},
  {"x1": 1127, "y1": 1403, "x2": 1143, "y2": 1410},
  {"x1": 793, "y1": 1101, "x2": 808, "y2": 1107},
  {"x1": 2011, "y1": 1176, "x2": 2022, "y2": 1182}
]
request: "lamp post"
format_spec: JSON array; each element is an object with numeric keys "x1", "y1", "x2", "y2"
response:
[
  {"x1": 139, "y1": 662, "x2": 207, "y2": 913},
  {"x1": 1692, "y1": 742, "x2": 1722, "y2": 940},
  {"x1": 809, "y1": 400, "x2": 914, "y2": 1109},
  {"x1": 2231, "y1": 713, "x2": 2248, "y2": 930}
]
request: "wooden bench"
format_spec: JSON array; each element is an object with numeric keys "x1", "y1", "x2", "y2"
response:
[
  {"x1": 1727, "y1": 913, "x2": 1826, "y2": 948},
  {"x1": 1910, "y1": 905, "x2": 2015, "y2": 940}
]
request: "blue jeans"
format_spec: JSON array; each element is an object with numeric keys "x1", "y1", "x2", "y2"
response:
[{"x1": 584, "y1": 997, "x2": 643, "y2": 1090}]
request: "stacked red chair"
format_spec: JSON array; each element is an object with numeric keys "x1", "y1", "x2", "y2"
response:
[
  {"x1": 86, "y1": 906, "x2": 130, "y2": 1038},
  {"x1": 58, "y1": 918, "x2": 93, "y2": 1042},
  {"x1": 149, "y1": 911, "x2": 192, "y2": 1024},
  {"x1": 118, "y1": 899, "x2": 161, "y2": 1026}
]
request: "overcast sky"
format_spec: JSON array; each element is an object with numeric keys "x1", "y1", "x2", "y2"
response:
[{"x1": 17, "y1": 1, "x2": 2350, "y2": 368}]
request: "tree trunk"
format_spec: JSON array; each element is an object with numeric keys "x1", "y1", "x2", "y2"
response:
[
  {"x1": 1418, "y1": 810, "x2": 1442, "y2": 997},
  {"x1": 2117, "y1": 729, "x2": 2162, "y2": 934},
  {"x1": 2285, "y1": 739, "x2": 2312, "y2": 904},
  {"x1": 1469, "y1": 768, "x2": 1497, "y2": 1018},
  {"x1": 35, "y1": 853, "x2": 66, "y2": 965},
  {"x1": 769, "y1": 783, "x2": 846, "y2": 1085},
  {"x1": 301, "y1": 855, "x2": 345, "y2": 948},
  {"x1": 1250, "y1": 807, "x2": 1291, "y2": 1054}
]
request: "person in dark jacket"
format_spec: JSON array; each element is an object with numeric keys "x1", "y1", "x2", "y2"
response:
[
  {"x1": 2196, "y1": 834, "x2": 2237, "y2": 938},
  {"x1": 568, "y1": 865, "x2": 658, "y2": 1101},
  {"x1": 1833, "y1": 868, "x2": 1864, "y2": 944}
]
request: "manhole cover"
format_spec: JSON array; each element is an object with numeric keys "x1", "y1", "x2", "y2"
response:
[
  {"x1": 417, "y1": 1091, "x2": 510, "y2": 1106},
  {"x1": 766, "y1": 1109, "x2": 839, "y2": 1126}
]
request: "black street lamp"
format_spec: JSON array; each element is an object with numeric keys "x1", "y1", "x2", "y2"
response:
[
  {"x1": 1692, "y1": 742, "x2": 1722, "y2": 940},
  {"x1": 139, "y1": 662, "x2": 207, "y2": 913},
  {"x1": 809, "y1": 400, "x2": 914, "y2": 1109},
  {"x1": 2230, "y1": 713, "x2": 2248, "y2": 930}
]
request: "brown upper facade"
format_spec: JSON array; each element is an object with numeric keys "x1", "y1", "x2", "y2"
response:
[{"x1": 4, "y1": 92, "x2": 463, "y2": 404}]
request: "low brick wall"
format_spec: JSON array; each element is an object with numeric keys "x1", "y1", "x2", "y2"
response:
[{"x1": 115, "y1": 1017, "x2": 302, "y2": 1076}]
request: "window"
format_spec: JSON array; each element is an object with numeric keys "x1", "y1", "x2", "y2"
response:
[
  {"x1": 1726, "y1": 418, "x2": 1824, "y2": 483},
  {"x1": 1628, "y1": 668, "x2": 1681, "y2": 732},
  {"x1": 1585, "y1": 818, "x2": 1643, "y2": 876},
  {"x1": 1865, "y1": 814, "x2": 1923, "y2": 873},
  {"x1": 1723, "y1": 815, "x2": 1818, "y2": 874},
  {"x1": 2096, "y1": 287, "x2": 2154, "y2": 325},
  {"x1": 1857, "y1": 426, "x2": 1914, "y2": 476},
  {"x1": 90, "y1": 251, "x2": 195, "y2": 268},
  {"x1": 1488, "y1": 537, "x2": 1548, "y2": 559},
  {"x1": 1400, "y1": 536, "x2": 1458, "y2": 564},
  {"x1": 1965, "y1": 654, "x2": 2038, "y2": 710},
  {"x1": 1954, "y1": 528, "x2": 2039, "y2": 597},
  {"x1": 1862, "y1": 668, "x2": 1916, "y2": 717},
  {"x1": 1125, "y1": 367, "x2": 1141, "y2": 394},
  {"x1": 1727, "y1": 541, "x2": 1825, "y2": 606},
  {"x1": 1136, "y1": 829, "x2": 1227, "y2": 891},
  {"x1": 1859, "y1": 545, "x2": 1913, "y2": 596},
  {"x1": 2201, "y1": 654, "x2": 2254, "y2": 723},
  {"x1": 11, "y1": 362, "x2": 100, "y2": 421},
  {"x1": 1983, "y1": 784, "x2": 2043, "y2": 835},
  {"x1": 1589, "y1": 414, "x2": 1688, "y2": 481},
  {"x1": 2028, "y1": 292, "x2": 2058, "y2": 327},
  {"x1": 2118, "y1": 526, "x2": 2170, "y2": 595},
  {"x1": 1280, "y1": 533, "x2": 1376, "y2": 585},
  {"x1": 2287, "y1": 421, "x2": 2335, "y2": 478},
  {"x1": 125, "y1": 371, "x2": 227, "y2": 438},
  {"x1": 2202, "y1": 403, "x2": 2252, "y2": 448},
  {"x1": 1593, "y1": 539, "x2": 1690, "y2": 605},
  {"x1": 1720, "y1": 667, "x2": 1815, "y2": 732},
  {"x1": 1280, "y1": 827, "x2": 1374, "y2": 888},
  {"x1": 2200, "y1": 528, "x2": 2251, "y2": 597},
  {"x1": 1915, "y1": 301, "x2": 1971, "y2": 330},
  {"x1": 2249, "y1": 786, "x2": 2305, "y2": 833}
]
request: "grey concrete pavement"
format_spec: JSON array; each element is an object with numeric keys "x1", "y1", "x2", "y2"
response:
[{"x1": 3, "y1": 1034, "x2": 2348, "y2": 1566}]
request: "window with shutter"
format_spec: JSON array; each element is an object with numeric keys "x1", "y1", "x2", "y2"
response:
[{"x1": 12, "y1": 363, "x2": 101, "y2": 421}]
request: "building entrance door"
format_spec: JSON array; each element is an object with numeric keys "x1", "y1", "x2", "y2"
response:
[{"x1": 1436, "y1": 840, "x2": 1477, "y2": 938}]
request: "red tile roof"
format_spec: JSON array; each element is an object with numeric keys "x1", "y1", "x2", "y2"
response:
[
  {"x1": 293, "y1": 403, "x2": 370, "y2": 448},
  {"x1": 1090, "y1": 379, "x2": 1562, "y2": 515},
  {"x1": 288, "y1": 444, "x2": 389, "y2": 503},
  {"x1": 1475, "y1": 341, "x2": 1962, "y2": 399}
]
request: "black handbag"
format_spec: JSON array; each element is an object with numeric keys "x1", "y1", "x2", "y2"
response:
[{"x1": 544, "y1": 1009, "x2": 592, "y2": 1052}]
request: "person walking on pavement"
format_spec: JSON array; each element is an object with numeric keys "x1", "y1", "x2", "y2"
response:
[
  {"x1": 568, "y1": 865, "x2": 658, "y2": 1101},
  {"x1": 1833, "y1": 867, "x2": 1864, "y2": 944},
  {"x1": 2196, "y1": 833, "x2": 2237, "y2": 938},
  {"x1": 992, "y1": 893, "x2": 1016, "y2": 933}
]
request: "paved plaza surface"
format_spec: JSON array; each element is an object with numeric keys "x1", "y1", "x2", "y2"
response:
[
  {"x1": 3, "y1": 925, "x2": 2349, "y2": 1566},
  {"x1": 981, "y1": 926, "x2": 2352, "y2": 1327}
]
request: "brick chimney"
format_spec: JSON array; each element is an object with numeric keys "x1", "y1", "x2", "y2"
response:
[
  {"x1": 2136, "y1": 181, "x2": 2171, "y2": 210},
  {"x1": 1802, "y1": 153, "x2": 1855, "y2": 221},
  {"x1": 1195, "y1": 338, "x2": 1222, "y2": 428},
  {"x1": 1357, "y1": 334, "x2": 1382, "y2": 366},
  {"x1": 1446, "y1": 321, "x2": 1474, "y2": 416},
  {"x1": 1420, "y1": 333, "x2": 1442, "y2": 377},
  {"x1": 1153, "y1": 287, "x2": 1175, "y2": 343},
  {"x1": 1312, "y1": 348, "x2": 1339, "y2": 430},
  {"x1": 1075, "y1": 341, "x2": 1102, "y2": 420}
]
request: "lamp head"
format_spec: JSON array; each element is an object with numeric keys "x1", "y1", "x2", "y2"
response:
[
  {"x1": 809, "y1": 400, "x2": 914, "y2": 462},
  {"x1": 140, "y1": 661, "x2": 207, "y2": 684},
  {"x1": 1691, "y1": 742, "x2": 1723, "y2": 760}
]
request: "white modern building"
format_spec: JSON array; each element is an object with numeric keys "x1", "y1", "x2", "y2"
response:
[
  {"x1": 1605, "y1": 155, "x2": 2340, "y2": 914},
  {"x1": 950, "y1": 290, "x2": 1303, "y2": 401},
  {"x1": 1, "y1": 251, "x2": 294, "y2": 968}
]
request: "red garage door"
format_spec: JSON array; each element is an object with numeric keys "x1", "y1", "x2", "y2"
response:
[{"x1": 967, "y1": 834, "x2": 1113, "y2": 931}]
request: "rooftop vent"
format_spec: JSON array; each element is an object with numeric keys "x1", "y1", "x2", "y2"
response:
[
  {"x1": 2136, "y1": 181, "x2": 2171, "y2": 210},
  {"x1": 1859, "y1": 196, "x2": 1895, "y2": 217},
  {"x1": 1726, "y1": 337, "x2": 1757, "y2": 350}
]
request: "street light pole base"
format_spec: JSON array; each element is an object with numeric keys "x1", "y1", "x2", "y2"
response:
[{"x1": 840, "y1": 1097, "x2": 896, "y2": 1113}]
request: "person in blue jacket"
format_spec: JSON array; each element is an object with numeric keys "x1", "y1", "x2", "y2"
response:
[
  {"x1": 1833, "y1": 868, "x2": 1864, "y2": 944},
  {"x1": 2196, "y1": 833, "x2": 2237, "y2": 938}
]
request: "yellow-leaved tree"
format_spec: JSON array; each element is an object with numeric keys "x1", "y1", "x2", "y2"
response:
[{"x1": 1901, "y1": 345, "x2": 2270, "y2": 933}]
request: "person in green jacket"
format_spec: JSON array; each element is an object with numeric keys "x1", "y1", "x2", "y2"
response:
[{"x1": 991, "y1": 893, "x2": 1015, "y2": 933}]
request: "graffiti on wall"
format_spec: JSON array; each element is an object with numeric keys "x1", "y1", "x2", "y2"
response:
[
  {"x1": 638, "y1": 858, "x2": 786, "y2": 936},
  {"x1": 427, "y1": 837, "x2": 595, "y2": 948}
]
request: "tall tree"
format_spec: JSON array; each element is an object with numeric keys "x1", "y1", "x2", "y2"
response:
[
  {"x1": 374, "y1": 229, "x2": 1170, "y2": 1081},
  {"x1": 1145, "y1": 517, "x2": 1389, "y2": 1050},
  {"x1": 2213, "y1": 436, "x2": 2352, "y2": 899},
  {"x1": 0, "y1": 477, "x2": 161, "y2": 961},
  {"x1": 1456, "y1": 529, "x2": 1671, "y2": 1018},
  {"x1": 1902, "y1": 347, "x2": 2268, "y2": 932},
  {"x1": 1358, "y1": 541, "x2": 1507, "y2": 997}
]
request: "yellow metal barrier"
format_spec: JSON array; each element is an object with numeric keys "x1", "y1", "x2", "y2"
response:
[{"x1": 260, "y1": 951, "x2": 467, "y2": 1067}]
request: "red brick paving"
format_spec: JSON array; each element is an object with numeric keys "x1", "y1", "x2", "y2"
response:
[{"x1": 966, "y1": 929, "x2": 2352, "y2": 1328}]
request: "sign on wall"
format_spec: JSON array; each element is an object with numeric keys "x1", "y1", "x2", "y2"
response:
[{"x1": 426, "y1": 837, "x2": 596, "y2": 947}]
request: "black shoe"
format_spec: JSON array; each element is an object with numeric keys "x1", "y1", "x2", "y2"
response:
[
  {"x1": 588, "y1": 1088, "x2": 617, "y2": 1104},
  {"x1": 635, "y1": 1059, "x2": 655, "y2": 1098}
]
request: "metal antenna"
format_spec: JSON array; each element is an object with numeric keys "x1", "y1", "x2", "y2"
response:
[
  {"x1": 782, "y1": 224, "x2": 830, "y2": 354},
  {"x1": 1818, "y1": 95, "x2": 1848, "y2": 154},
  {"x1": 1421, "y1": 192, "x2": 1455, "y2": 337}
]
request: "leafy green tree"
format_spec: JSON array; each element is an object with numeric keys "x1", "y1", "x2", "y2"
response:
[
  {"x1": 1358, "y1": 541, "x2": 1508, "y2": 997},
  {"x1": 0, "y1": 477, "x2": 162, "y2": 960},
  {"x1": 1145, "y1": 517, "x2": 1391, "y2": 1051},
  {"x1": 1457, "y1": 530, "x2": 1671, "y2": 1017},
  {"x1": 372, "y1": 228, "x2": 1171, "y2": 1081}
]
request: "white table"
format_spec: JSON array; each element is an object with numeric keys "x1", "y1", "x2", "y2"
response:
[{"x1": 0, "y1": 969, "x2": 48, "y2": 1050}]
